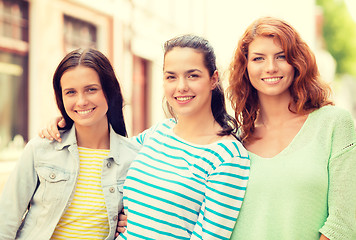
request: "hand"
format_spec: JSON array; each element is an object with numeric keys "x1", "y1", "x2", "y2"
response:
[
  {"x1": 115, "y1": 209, "x2": 127, "y2": 237},
  {"x1": 38, "y1": 116, "x2": 66, "y2": 142}
]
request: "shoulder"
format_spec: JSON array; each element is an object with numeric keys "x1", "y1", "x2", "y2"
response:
[
  {"x1": 25, "y1": 136, "x2": 58, "y2": 150},
  {"x1": 208, "y1": 140, "x2": 250, "y2": 176},
  {"x1": 134, "y1": 118, "x2": 175, "y2": 143},
  {"x1": 108, "y1": 131, "x2": 141, "y2": 162},
  {"x1": 214, "y1": 138, "x2": 250, "y2": 160},
  {"x1": 308, "y1": 105, "x2": 355, "y2": 130},
  {"x1": 310, "y1": 105, "x2": 355, "y2": 133},
  {"x1": 112, "y1": 133, "x2": 142, "y2": 153},
  {"x1": 312, "y1": 105, "x2": 356, "y2": 155},
  {"x1": 139, "y1": 118, "x2": 175, "y2": 135},
  {"x1": 152, "y1": 118, "x2": 176, "y2": 132},
  {"x1": 312, "y1": 105, "x2": 353, "y2": 121},
  {"x1": 18, "y1": 136, "x2": 64, "y2": 163}
]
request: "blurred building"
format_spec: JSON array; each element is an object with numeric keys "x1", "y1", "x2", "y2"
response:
[
  {"x1": 0, "y1": 0, "x2": 319, "y2": 189},
  {"x1": 0, "y1": 0, "x2": 208, "y2": 162}
]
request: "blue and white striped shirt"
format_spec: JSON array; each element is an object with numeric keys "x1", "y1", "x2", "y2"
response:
[{"x1": 118, "y1": 119, "x2": 250, "y2": 240}]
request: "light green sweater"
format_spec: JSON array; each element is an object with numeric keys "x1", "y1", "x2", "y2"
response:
[{"x1": 230, "y1": 105, "x2": 356, "y2": 240}]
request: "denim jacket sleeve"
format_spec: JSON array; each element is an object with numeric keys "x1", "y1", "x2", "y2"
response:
[{"x1": 0, "y1": 138, "x2": 39, "y2": 239}]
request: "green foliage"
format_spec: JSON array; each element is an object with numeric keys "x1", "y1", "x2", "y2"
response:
[{"x1": 316, "y1": 0, "x2": 356, "y2": 77}]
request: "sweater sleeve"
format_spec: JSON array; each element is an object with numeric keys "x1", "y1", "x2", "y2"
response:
[
  {"x1": 0, "y1": 140, "x2": 39, "y2": 239},
  {"x1": 190, "y1": 153, "x2": 250, "y2": 240},
  {"x1": 319, "y1": 109, "x2": 356, "y2": 239}
]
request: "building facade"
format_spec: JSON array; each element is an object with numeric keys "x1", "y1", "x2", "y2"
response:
[
  {"x1": 0, "y1": 0, "x2": 208, "y2": 162},
  {"x1": 0, "y1": 0, "x2": 320, "y2": 189}
]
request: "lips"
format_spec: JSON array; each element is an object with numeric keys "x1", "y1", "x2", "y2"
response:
[
  {"x1": 262, "y1": 77, "x2": 282, "y2": 83},
  {"x1": 75, "y1": 108, "x2": 95, "y2": 115},
  {"x1": 175, "y1": 96, "x2": 194, "y2": 101}
]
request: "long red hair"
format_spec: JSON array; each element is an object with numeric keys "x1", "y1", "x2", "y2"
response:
[{"x1": 227, "y1": 16, "x2": 333, "y2": 143}]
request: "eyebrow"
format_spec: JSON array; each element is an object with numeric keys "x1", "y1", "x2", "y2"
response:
[
  {"x1": 251, "y1": 51, "x2": 285, "y2": 56},
  {"x1": 164, "y1": 69, "x2": 203, "y2": 74},
  {"x1": 62, "y1": 84, "x2": 100, "y2": 91},
  {"x1": 84, "y1": 84, "x2": 101, "y2": 88},
  {"x1": 187, "y1": 69, "x2": 202, "y2": 73}
]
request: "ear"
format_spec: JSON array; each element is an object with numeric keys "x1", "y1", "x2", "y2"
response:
[{"x1": 210, "y1": 70, "x2": 219, "y2": 90}]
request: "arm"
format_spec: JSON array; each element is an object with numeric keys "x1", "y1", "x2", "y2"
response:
[
  {"x1": 0, "y1": 141, "x2": 39, "y2": 239},
  {"x1": 319, "y1": 110, "x2": 356, "y2": 239},
  {"x1": 190, "y1": 154, "x2": 250, "y2": 240}
]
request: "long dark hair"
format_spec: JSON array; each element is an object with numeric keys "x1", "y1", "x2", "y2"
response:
[
  {"x1": 53, "y1": 48, "x2": 127, "y2": 136},
  {"x1": 163, "y1": 34, "x2": 237, "y2": 137}
]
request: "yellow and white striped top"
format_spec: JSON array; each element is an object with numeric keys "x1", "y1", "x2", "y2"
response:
[{"x1": 51, "y1": 147, "x2": 110, "y2": 239}]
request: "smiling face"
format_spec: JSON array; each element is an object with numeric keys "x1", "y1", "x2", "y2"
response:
[
  {"x1": 163, "y1": 47, "x2": 217, "y2": 119},
  {"x1": 247, "y1": 36, "x2": 295, "y2": 99},
  {"x1": 61, "y1": 66, "x2": 108, "y2": 130}
]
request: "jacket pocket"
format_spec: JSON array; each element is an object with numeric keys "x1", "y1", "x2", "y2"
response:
[{"x1": 36, "y1": 166, "x2": 70, "y2": 203}]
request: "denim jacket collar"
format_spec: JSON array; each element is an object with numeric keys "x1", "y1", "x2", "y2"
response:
[
  {"x1": 54, "y1": 125, "x2": 77, "y2": 151},
  {"x1": 53, "y1": 124, "x2": 127, "y2": 165}
]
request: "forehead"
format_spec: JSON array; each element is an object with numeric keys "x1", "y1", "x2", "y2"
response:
[
  {"x1": 61, "y1": 66, "x2": 100, "y2": 87},
  {"x1": 163, "y1": 47, "x2": 206, "y2": 71},
  {"x1": 248, "y1": 36, "x2": 283, "y2": 53}
]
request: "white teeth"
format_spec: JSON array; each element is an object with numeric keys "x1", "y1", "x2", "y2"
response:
[
  {"x1": 176, "y1": 96, "x2": 193, "y2": 101},
  {"x1": 263, "y1": 77, "x2": 281, "y2": 82},
  {"x1": 76, "y1": 109, "x2": 93, "y2": 115}
]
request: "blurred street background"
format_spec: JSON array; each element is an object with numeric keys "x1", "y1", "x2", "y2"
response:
[{"x1": 1, "y1": 0, "x2": 356, "y2": 189}]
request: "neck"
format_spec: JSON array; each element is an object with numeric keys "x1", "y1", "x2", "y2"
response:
[
  {"x1": 174, "y1": 110, "x2": 222, "y2": 144},
  {"x1": 75, "y1": 121, "x2": 110, "y2": 149},
  {"x1": 256, "y1": 92, "x2": 296, "y2": 127}
]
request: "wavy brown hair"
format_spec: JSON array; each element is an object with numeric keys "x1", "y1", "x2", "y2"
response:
[{"x1": 227, "y1": 16, "x2": 333, "y2": 143}]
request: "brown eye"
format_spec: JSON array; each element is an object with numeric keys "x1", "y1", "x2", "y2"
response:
[
  {"x1": 65, "y1": 90, "x2": 75, "y2": 95},
  {"x1": 188, "y1": 74, "x2": 199, "y2": 79},
  {"x1": 88, "y1": 88, "x2": 98, "y2": 93},
  {"x1": 165, "y1": 75, "x2": 176, "y2": 81}
]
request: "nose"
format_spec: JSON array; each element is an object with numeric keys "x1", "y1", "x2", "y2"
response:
[
  {"x1": 77, "y1": 93, "x2": 88, "y2": 106},
  {"x1": 177, "y1": 77, "x2": 189, "y2": 92},
  {"x1": 266, "y1": 59, "x2": 278, "y2": 73}
]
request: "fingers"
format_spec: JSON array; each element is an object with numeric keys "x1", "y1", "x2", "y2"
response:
[
  {"x1": 115, "y1": 208, "x2": 127, "y2": 236},
  {"x1": 38, "y1": 116, "x2": 64, "y2": 142},
  {"x1": 115, "y1": 220, "x2": 127, "y2": 236},
  {"x1": 118, "y1": 219, "x2": 127, "y2": 227},
  {"x1": 39, "y1": 127, "x2": 55, "y2": 141},
  {"x1": 116, "y1": 226, "x2": 126, "y2": 235},
  {"x1": 58, "y1": 117, "x2": 66, "y2": 128},
  {"x1": 48, "y1": 117, "x2": 63, "y2": 142},
  {"x1": 119, "y1": 213, "x2": 127, "y2": 221}
]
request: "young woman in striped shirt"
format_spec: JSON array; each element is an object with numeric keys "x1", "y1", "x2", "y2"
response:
[
  {"x1": 0, "y1": 48, "x2": 139, "y2": 239},
  {"x1": 116, "y1": 34, "x2": 250, "y2": 240}
]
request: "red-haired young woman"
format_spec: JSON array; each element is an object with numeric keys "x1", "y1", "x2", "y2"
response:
[{"x1": 228, "y1": 16, "x2": 356, "y2": 240}]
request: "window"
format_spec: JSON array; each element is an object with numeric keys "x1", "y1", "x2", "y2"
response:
[
  {"x1": 0, "y1": 0, "x2": 28, "y2": 41},
  {"x1": 63, "y1": 15, "x2": 97, "y2": 53},
  {"x1": 0, "y1": 0, "x2": 28, "y2": 159},
  {"x1": 132, "y1": 56, "x2": 149, "y2": 136}
]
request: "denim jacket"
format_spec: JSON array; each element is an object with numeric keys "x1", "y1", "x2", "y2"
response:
[{"x1": 0, "y1": 125, "x2": 140, "y2": 240}]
